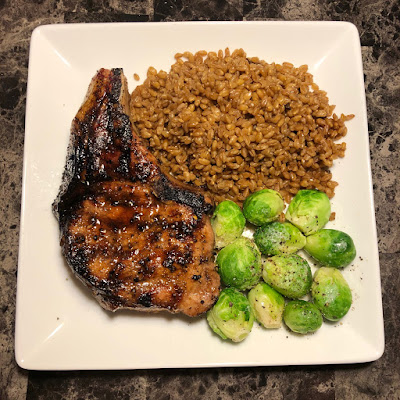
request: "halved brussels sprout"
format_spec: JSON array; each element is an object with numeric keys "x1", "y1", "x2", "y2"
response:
[
  {"x1": 248, "y1": 282, "x2": 285, "y2": 328},
  {"x1": 243, "y1": 189, "x2": 284, "y2": 226},
  {"x1": 216, "y1": 237, "x2": 262, "y2": 290},
  {"x1": 211, "y1": 200, "x2": 246, "y2": 249},
  {"x1": 311, "y1": 267, "x2": 352, "y2": 321},
  {"x1": 286, "y1": 189, "x2": 331, "y2": 236},
  {"x1": 283, "y1": 300, "x2": 323, "y2": 334},
  {"x1": 254, "y1": 221, "x2": 306, "y2": 256},
  {"x1": 262, "y1": 254, "x2": 312, "y2": 299},
  {"x1": 207, "y1": 287, "x2": 254, "y2": 342},
  {"x1": 304, "y1": 229, "x2": 356, "y2": 268}
]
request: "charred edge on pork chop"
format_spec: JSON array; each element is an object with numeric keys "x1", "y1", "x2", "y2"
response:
[{"x1": 53, "y1": 68, "x2": 220, "y2": 317}]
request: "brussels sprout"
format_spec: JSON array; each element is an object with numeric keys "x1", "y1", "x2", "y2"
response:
[
  {"x1": 216, "y1": 237, "x2": 262, "y2": 290},
  {"x1": 211, "y1": 200, "x2": 246, "y2": 249},
  {"x1": 304, "y1": 229, "x2": 356, "y2": 268},
  {"x1": 254, "y1": 221, "x2": 306, "y2": 255},
  {"x1": 262, "y1": 254, "x2": 312, "y2": 299},
  {"x1": 285, "y1": 189, "x2": 331, "y2": 235},
  {"x1": 248, "y1": 282, "x2": 285, "y2": 328},
  {"x1": 207, "y1": 288, "x2": 254, "y2": 342},
  {"x1": 283, "y1": 300, "x2": 323, "y2": 334},
  {"x1": 311, "y1": 267, "x2": 352, "y2": 321},
  {"x1": 243, "y1": 189, "x2": 285, "y2": 226}
]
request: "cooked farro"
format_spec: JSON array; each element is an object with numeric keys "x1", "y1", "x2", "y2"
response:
[{"x1": 130, "y1": 48, "x2": 354, "y2": 205}]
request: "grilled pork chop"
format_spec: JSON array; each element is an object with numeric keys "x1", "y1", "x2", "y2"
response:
[{"x1": 53, "y1": 68, "x2": 220, "y2": 317}]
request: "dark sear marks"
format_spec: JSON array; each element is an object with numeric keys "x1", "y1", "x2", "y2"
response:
[{"x1": 53, "y1": 68, "x2": 220, "y2": 317}]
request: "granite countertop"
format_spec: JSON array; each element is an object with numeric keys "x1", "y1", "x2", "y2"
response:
[{"x1": 1, "y1": 1, "x2": 399, "y2": 399}]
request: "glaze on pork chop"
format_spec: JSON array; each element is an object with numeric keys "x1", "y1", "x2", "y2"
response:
[{"x1": 53, "y1": 68, "x2": 220, "y2": 317}]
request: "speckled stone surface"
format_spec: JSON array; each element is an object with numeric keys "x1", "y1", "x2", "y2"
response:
[{"x1": 0, "y1": 1, "x2": 399, "y2": 399}]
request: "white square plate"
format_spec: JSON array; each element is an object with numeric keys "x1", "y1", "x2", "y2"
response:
[{"x1": 16, "y1": 21, "x2": 384, "y2": 370}]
